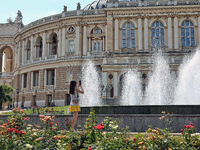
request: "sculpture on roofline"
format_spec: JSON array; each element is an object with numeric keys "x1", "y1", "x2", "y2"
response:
[
  {"x1": 7, "y1": 17, "x2": 13, "y2": 23},
  {"x1": 14, "y1": 10, "x2": 23, "y2": 23},
  {"x1": 64, "y1": 5, "x2": 67, "y2": 12},
  {"x1": 77, "y1": 2, "x2": 81, "y2": 10}
]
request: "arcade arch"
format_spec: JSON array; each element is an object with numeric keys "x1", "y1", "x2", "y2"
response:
[{"x1": 0, "y1": 46, "x2": 13, "y2": 72}]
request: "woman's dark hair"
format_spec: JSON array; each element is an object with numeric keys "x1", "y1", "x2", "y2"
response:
[{"x1": 69, "y1": 81, "x2": 77, "y2": 94}]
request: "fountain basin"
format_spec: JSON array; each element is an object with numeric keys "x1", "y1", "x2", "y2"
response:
[{"x1": 79, "y1": 105, "x2": 200, "y2": 114}]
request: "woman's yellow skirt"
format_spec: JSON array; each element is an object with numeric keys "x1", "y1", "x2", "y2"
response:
[{"x1": 70, "y1": 105, "x2": 81, "y2": 112}]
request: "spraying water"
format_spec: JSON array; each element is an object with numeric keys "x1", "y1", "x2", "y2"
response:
[
  {"x1": 80, "y1": 61, "x2": 102, "y2": 106},
  {"x1": 175, "y1": 48, "x2": 200, "y2": 104},
  {"x1": 145, "y1": 49, "x2": 174, "y2": 105},
  {"x1": 121, "y1": 69, "x2": 142, "y2": 105}
]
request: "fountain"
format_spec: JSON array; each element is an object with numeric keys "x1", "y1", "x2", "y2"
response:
[
  {"x1": 121, "y1": 69, "x2": 142, "y2": 105},
  {"x1": 80, "y1": 47, "x2": 200, "y2": 114},
  {"x1": 145, "y1": 49, "x2": 174, "y2": 105},
  {"x1": 78, "y1": 48, "x2": 200, "y2": 132},
  {"x1": 80, "y1": 61, "x2": 102, "y2": 106},
  {"x1": 175, "y1": 49, "x2": 200, "y2": 105}
]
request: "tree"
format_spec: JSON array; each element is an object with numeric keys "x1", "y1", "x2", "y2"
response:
[{"x1": 0, "y1": 85, "x2": 13, "y2": 109}]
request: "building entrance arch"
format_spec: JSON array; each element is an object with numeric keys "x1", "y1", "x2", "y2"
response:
[{"x1": 0, "y1": 46, "x2": 13, "y2": 72}]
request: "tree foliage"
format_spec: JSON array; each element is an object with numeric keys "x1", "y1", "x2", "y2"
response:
[{"x1": 0, "y1": 85, "x2": 13, "y2": 109}]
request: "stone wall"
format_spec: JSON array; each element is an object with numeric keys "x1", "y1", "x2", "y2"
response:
[{"x1": 1, "y1": 114, "x2": 200, "y2": 132}]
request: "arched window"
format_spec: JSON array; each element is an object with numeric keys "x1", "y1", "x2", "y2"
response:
[
  {"x1": 181, "y1": 20, "x2": 195, "y2": 47},
  {"x1": 151, "y1": 21, "x2": 165, "y2": 47},
  {"x1": 36, "y1": 36, "x2": 43, "y2": 58},
  {"x1": 49, "y1": 33, "x2": 57, "y2": 55},
  {"x1": 26, "y1": 40, "x2": 31, "y2": 61},
  {"x1": 122, "y1": 22, "x2": 135, "y2": 48}
]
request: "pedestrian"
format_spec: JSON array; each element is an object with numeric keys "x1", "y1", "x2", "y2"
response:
[{"x1": 69, "y1": 80, "x2": 84, "y2": 132}]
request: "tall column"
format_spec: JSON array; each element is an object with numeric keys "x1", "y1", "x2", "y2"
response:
[
  {"x1": 54, "y1": 69, "x2": 56, "y2": 88},
  {"x1": 107, "y1": 16, "x2": 114, "y2": 51},
  {"x1": 38, "y1": 71, "x2": 40, "y2": 88},
  {"x1": 115, "y1": 18, "x2": 119, "y2": 51},
  {"x1": 18, "y1": 40, "x2": 22, "y2": 66},
  {"x1": 105, "y1": 24, "x2": 107, "y2": 51},
  {"x1": 31, "y1": 72, "x2": 33, "y2": 89},
  {"x1": 21, "y1": 74, "x2": 24, "y2": 90},
  {"x1": 34, "y1": 46, "x2": 37, "y2": 59},
  {"x1": 83, "y1": 25, "x2": 87, "y2": 55},
  {"x1": 75, "y1": 25, "x2": 80, "y2": 55},
  {"x1": 44, "y1": 69, "x2": 47, "y2": 88},
  {"x1": 89, "y1": 38, "x2": 91, "y2": 52},
  {"x1": 62, "y1": 27, "x2": 66, "y2": 56},
  {"x1": 198, "y1": 14, "x2": 200, "y2": 45},
  {"x1": 42, "y1": 32, "x2": 47, "y2": 59},
  {"x1": 47, "y1": 43, "x2": 50, "y2": 56},
  {"x1": 22, "y1": 40, "x2": 25, "y2": 65},
  {"x1": 30, "y1": 36, "x2": 34, "y2": 62},
  {"x1": 102, "y1": 72, "x2": 107, "y2": 97},
  {"x1": 114, "y1": 72, "x2": 118, "y2": 97},
  {"x1": 58, "y1": 28, "x2": 62, "y2": 57},
  {"x1": 144, "y1": 17, "x2": 149, "y2": 51},
  {"x1": 174, "y1": 15, "x2": 179, "y2": 50},
  {"x1": 66, "y1": 39, "x2": 68, "y2": 54},
  {"x1": 168, "y1": 16, "x2": 173, "y2": 50},
  {"x1": 103, "y1": 37, "x2": 105, "y2": 51},
  {"x1": 138, "y1": 17, "x2": 143, "y2": 50}
]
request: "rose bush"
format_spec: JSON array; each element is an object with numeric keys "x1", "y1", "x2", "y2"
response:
[{"x1": 0, "y1": 108, "x2": 200, "y2": 149}]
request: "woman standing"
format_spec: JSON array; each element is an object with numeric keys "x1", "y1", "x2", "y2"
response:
[{"x1": 69, "y1": 80, "x2": 84, "y2": 132}]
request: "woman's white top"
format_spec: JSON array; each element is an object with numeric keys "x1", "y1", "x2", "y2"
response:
[{"x1": 70, "y1": 90, "x2": 79, "y2": 106}]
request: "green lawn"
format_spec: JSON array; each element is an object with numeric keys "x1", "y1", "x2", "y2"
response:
[{"x1": 0, "y1": 105, "x2": 70, "y2": 115}]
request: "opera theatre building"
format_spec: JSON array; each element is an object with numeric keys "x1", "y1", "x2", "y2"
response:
[{"x1": 0, "y1": 0, "x2": 200, "y2": 107}]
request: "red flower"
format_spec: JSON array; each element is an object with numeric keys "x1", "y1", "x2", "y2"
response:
[
  {"x1": 180, "y1": 129, "x2": 183, "y2": 132},
  {"x1": 88, "y1": 147, "x2": 92, "y2": 150},
  {"x1": 183, "y1": 125, "x2": 186, "y2": 128},
  {"x1": 15, "y1": 130, "x2": 19, "y2": 134},
  {"x1": 133, "y1": 138, "x2": 136, "y2": 143},
  {"x1": 93, "y1": 126, "x2": 96, "y2": 129},
  {"x1": 54, "y1": 137, "x2": 57, "y2": 140},
  {"x1": 9, "y1": 136, "x2": 12, "y2": 139},
  {"x1": 186, "y1": 125, "x2": 190, "y2": 129},
  {"x1": 22, "y1": 132, "x2": 26, "y2": 134},
  {"x1": 190, "y1": 123, "x2": 193, "y2": 126},
  {"x1": 19, "y1": 130, "x2": 23, "y2": 134}
]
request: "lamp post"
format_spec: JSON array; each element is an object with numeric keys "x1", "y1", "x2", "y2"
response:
[
  {"x1": 16, "y1": 88, "x2": 19, "y2": 108},
  {"x1": 13, "y1": 92, "x2": 15, "y2": 108},
  {"x1": 34, "y1": 90, "x2": 37, "y2": 106},
  {"x1": 21, "y1": 91, "x2": 24, "y2": 108}
]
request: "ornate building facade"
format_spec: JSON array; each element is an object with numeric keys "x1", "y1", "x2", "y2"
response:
[{"x1": 1, "y1": 0, "x2": 200, "y2": 107}]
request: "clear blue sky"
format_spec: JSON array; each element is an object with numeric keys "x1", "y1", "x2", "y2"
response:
[{"x1": 0, "y1": 0, "x2": 93, "y2": 25}]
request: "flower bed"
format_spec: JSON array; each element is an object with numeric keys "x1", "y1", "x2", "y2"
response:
[{"x1": 0, "y1": 108, "x2": 200, "y2": 149}]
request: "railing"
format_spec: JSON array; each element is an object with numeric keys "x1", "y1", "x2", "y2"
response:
[
  {"x1": 33, "y1": 57, "x2": 41, "y2": 62},
  {"x1": 0, "y1": 72, "x2": 13, "y2": 78},
  {"x1": 46, "y1": 55, "x2": 57, "y2": 60}
]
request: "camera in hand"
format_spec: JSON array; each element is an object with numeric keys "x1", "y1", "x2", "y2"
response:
[{"x1": 79, "y1": 80, "x2": 81, "y2": 85}]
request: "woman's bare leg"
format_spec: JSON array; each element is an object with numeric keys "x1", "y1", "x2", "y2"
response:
[{"x1": 72, "y1": 111, "x2": 78, "y2": 130}]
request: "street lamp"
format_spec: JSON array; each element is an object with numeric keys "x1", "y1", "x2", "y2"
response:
[
  {"x1": 34, "y1": 90, "x2": 37, "y2": 106},
  {"x1": 21, "y1": 91, "x2": 24, "y2": 108},
  {"x1": 13, "y1": 92, "x2": 15, "y2": 108},
  {"x1": 16, "y1": 88, "x2": 19, "y2": 108}
]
